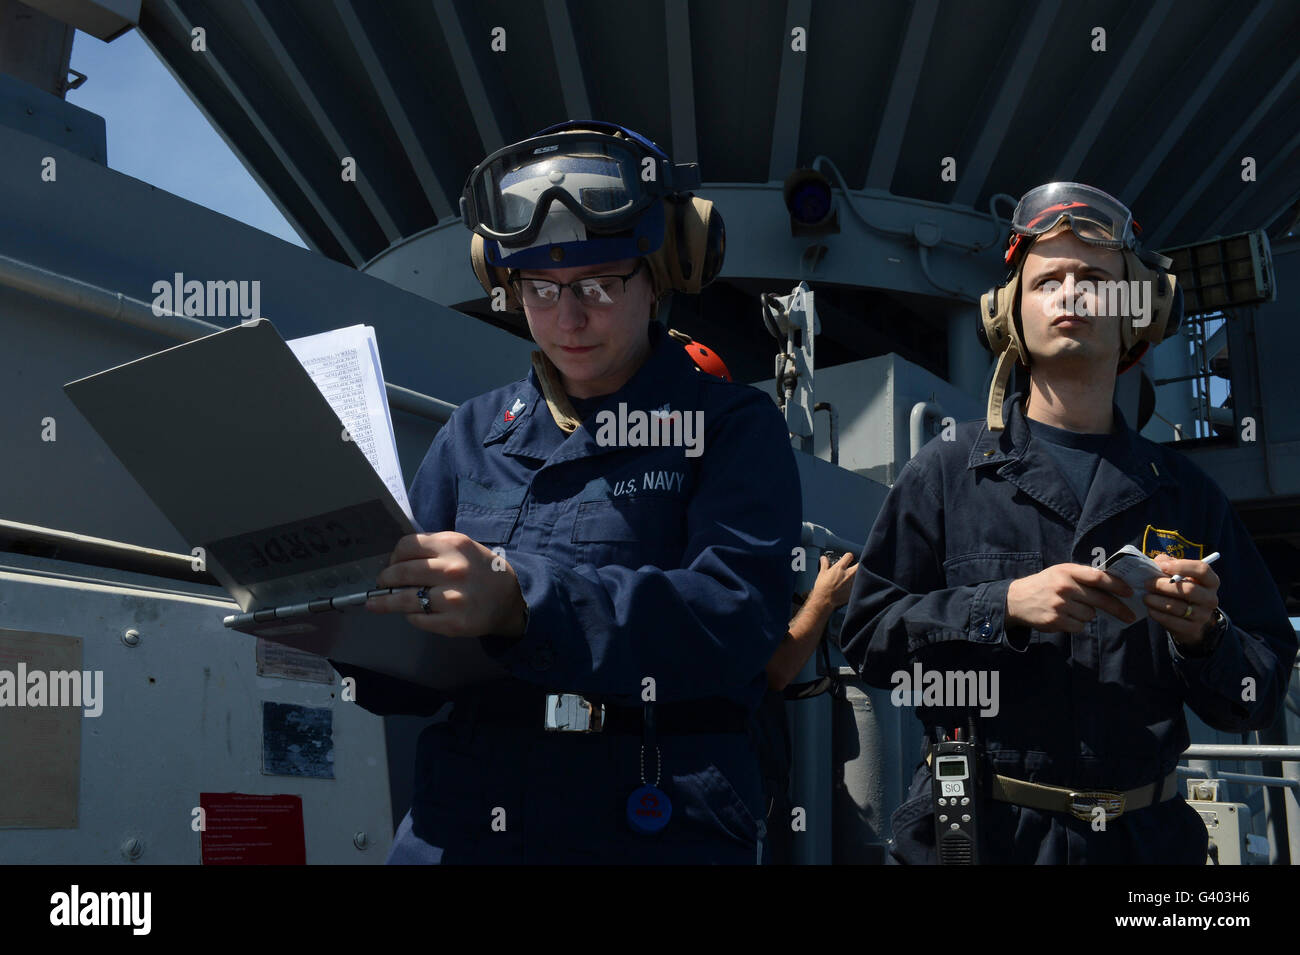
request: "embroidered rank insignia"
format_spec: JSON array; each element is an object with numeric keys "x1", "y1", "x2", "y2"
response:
[
  {"x1": 1141, "y1": 525, "x2": 1204, "y2": 561},
  {"x1": 486, "y1": 396, "x2": 528, "y2": 443}
]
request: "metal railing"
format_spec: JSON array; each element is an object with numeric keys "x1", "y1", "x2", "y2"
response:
[
  {"x1": 1180, "y1": 743, "x2": 1300, "y2": 865},
  {"x1": 0, "y1": 518, "x2": 220, "y2": 587}
]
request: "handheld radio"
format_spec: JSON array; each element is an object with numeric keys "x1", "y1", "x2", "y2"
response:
[{"x1": 932, "y1": 722, "x2": 982, "y2": 864}]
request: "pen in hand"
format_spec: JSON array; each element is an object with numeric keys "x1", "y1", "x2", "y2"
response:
[{"x1": 1168, "y1": 551, "x2": 1220, "y2": 584}]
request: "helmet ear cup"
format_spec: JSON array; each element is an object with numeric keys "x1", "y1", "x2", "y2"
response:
[
  {"x1": 977, "y1": 287, "x2": 997, "y2": 352},
  {"x1": 653, "y1": 196, "x2": 724, "y2": 295},
  {"x1": 977, "y1": 270, "x2": 1033, "y2": 431},
  {"x1": 1162, "y1": 276, "x2": 1184, "y2": 339},
  {"x1": 978, "y1": 271, "x2": 1023, "y2": 362},
  {"x1": 700, "y1": 201, "x2": 725, "y2": 288},
  {"x1": 1118, "y1": 250, "x2": 1182, "y2": 371}
]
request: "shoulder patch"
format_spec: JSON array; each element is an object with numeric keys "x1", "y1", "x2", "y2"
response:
[{"x1": 1141, "y1": 525, "x2": 1203, "y2": 560}]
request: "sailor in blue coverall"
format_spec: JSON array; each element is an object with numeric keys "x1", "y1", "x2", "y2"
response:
[
  {"x1": 839, "y1": 183, "x2": 1297, "y2": 864},
  {"x1": 332, "y1": 122, "x2": 801, "y2": 864}
]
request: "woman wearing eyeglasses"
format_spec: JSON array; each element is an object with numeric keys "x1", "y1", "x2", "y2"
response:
[{"x1": 334, "y1": 122, "x2": 802, "y2": 864}]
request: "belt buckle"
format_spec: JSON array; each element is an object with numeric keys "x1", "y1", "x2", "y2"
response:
[
  {"x1": 544, "y1": 693, "x2": 605, "y2": 733},
  {"x1": 1069, "y1": 790, "x2": 1125, "y2": 821}
]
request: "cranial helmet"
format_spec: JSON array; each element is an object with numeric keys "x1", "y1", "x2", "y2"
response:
[
  {"x1": 976, "y1": 182, "x2": 1184, "y2": 430},
  {"x1": 461, "y1": 120, "x2": 725, "y2": 309}
]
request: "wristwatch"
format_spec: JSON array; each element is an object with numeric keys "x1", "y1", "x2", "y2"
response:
[
  {"x1": 1208, "y1": 606, "x2": 1228, "y2": 637},
  {"x1": 1177, "y1": 607, "x2": 1228, "y2": 658}
]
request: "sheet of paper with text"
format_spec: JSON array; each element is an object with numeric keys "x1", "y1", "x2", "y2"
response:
[{"x1": 287, "y1": 325, "x2": 413, "y2": 523}]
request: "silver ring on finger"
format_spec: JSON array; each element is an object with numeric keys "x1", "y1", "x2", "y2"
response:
[{"x1": 416, "y1": 587, "x2": 432, "y2": 614}]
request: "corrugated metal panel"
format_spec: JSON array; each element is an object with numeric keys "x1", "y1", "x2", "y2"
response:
[{"x1": 133, "y1": 0, "x2": 1300, "y2": 267}]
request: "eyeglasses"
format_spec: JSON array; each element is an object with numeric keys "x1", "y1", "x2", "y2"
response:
[{"x1": 510, "y1": 259, "x2": 645, "y2": 309}]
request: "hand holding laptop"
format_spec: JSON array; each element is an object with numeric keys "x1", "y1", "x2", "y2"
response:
[
  {"x1": 365, "y1": 532, "x2": 529, "y2": 640},
  {"x1": 64, "y1": 319, "x2": 508, "y2": 689}
]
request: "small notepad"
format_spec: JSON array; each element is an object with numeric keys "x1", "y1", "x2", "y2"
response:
[{"x1": 1102, "y1": 545, "x2": 1165, "y2": 623}]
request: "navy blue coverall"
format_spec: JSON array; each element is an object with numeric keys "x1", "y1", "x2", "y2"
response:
[
  {"x1": 839, "y1": 390, "x2": 1296, "y2": 864},
  {"x1": 334, "y1": 321, "x2": 802, "y2": 863}
]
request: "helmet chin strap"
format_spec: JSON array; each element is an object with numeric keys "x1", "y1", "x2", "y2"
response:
[
  {"x1": 531, "y1": 350, "x2": 583, "y2": 433},
  {"x1": 986, "y1": 342, "x2": 1022, "y2": 431}
]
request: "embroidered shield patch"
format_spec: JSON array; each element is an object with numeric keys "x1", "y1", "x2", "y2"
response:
[{"x1": 1141, "y1": 525, "x2": 1204, "y2": 561}]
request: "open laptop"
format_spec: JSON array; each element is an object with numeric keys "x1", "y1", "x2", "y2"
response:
[{"x1": 63, "y1": 318, "x2": 505, "y2": 690}]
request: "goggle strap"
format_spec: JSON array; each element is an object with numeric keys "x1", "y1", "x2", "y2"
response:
[
  {"x1": 1139, "y1": 248, "x2": 1172, "y2": 271},
  {"x1": 670, "y1": 163, "x2": 701, "y2": 191}
]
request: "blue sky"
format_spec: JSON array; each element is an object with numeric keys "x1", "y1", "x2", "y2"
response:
[{"x1": 66, "y1": 28, "x2": 305, "y2": 248}]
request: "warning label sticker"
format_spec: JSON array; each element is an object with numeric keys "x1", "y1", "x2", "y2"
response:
[{"x1": 199, "y1": 793, "x2": 306, "y2": 865}]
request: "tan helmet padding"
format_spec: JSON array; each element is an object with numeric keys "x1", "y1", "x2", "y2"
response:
[{"x1": 470, "y1": 233, "x2": 521, "y2": 310}]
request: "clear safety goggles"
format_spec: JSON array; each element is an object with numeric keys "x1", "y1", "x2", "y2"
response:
[
  {"x1": 1007, "y1": 182, "x2": 1139, "y2": 262},
  {"x1": 460, "y1": 131, "x2": 700, "y2": 246}
]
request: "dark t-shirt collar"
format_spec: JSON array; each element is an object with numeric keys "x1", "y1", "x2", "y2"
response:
[{"x1": 1026, "y1": 414, "x2": 1115, "y2": 453}]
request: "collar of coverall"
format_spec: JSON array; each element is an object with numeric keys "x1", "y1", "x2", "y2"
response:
[{"x1": 967, "y1": 389, "x2": 1178, "y2": 491}]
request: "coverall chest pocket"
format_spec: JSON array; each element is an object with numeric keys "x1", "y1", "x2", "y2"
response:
[
  {"x1": 942, "y1": 551, "x2": 1044, "y2": 650},
  {"x1": 456, "y1": 506, "x2": 519, "y2": 547},
  {"x1": 942, "y1": 552, "x2": 1042, "y2": 587},
  {"x1": 454, "y1": 480, "x2": 525, "y2": 547},
  {"x1": 571, "y1": 497, "x2": 686, "y2": 569}
]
